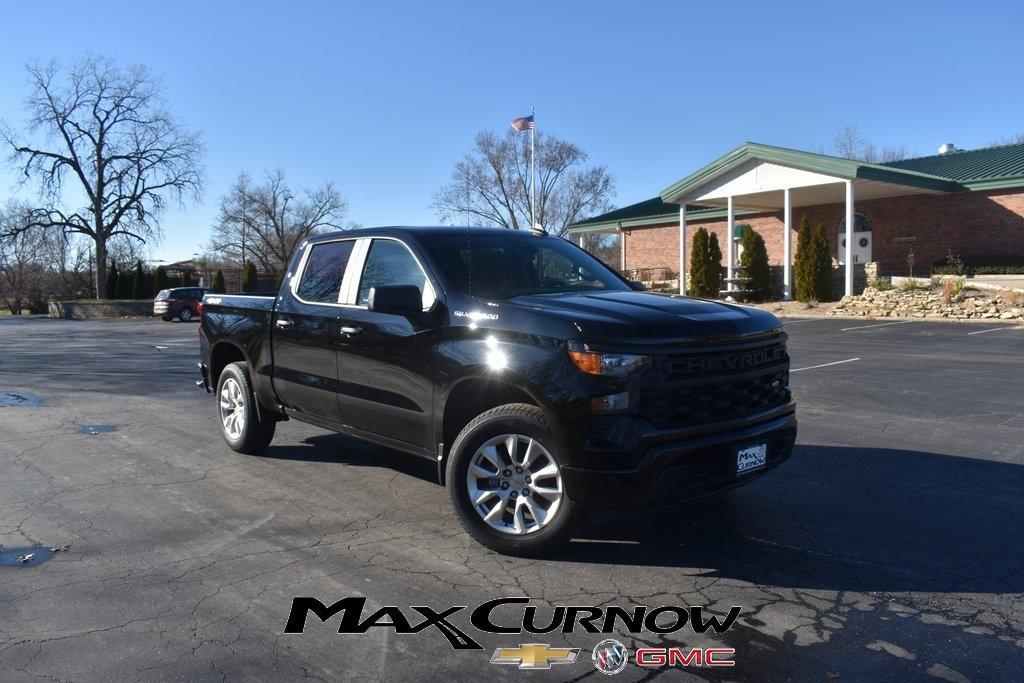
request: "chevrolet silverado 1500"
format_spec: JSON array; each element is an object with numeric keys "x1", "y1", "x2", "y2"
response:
[{"x1": 198, "y1": 226, "x2": 796, "y2": 554}]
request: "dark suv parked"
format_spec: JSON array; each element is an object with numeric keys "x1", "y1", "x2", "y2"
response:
[{"x1": 154, "y1": 287, "x2": 206, "y2": 322}]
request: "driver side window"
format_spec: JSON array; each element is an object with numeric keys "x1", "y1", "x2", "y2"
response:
[{"x1": 357, "y1": 239, "x2": 436, "y2": 310}]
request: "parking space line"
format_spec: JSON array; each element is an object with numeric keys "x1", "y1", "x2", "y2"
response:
[
  {"x1": 967, "y1": 326, "x2": 1023, "y2": 336},
  {"x1": 780, "y1": 318, "x2": 828, "y2": 325},
  {"x1": 791, "y1": 357, "x2": 860, "y2": 373},
  {"x1": 839, "y1": 320, "x2": 915, "y2": 332}
]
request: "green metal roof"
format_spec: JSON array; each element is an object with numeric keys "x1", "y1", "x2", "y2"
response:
[
  {"x1": 571, "y1": 197, "x2": 677, "y2": 227},
  {"x1": 660, "y1": 142, "x2": 962, "y2": 203},
  {"x1": 570, "y1": 141, "x2": 1024, "y2": 232},
  {"x1": 882, "y1": 142, "x2": 1024, "y2": 189},
  {"x1": 566, "y1": 198, "x2": 757, "y2": 233}
]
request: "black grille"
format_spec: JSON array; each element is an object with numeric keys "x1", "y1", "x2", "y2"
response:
[
  {"x1": 639, "y1": 336, "x2": 790, "y2": 429},
  {"x1": 640, "y1": 370, "x2": 789, "y2": 428},
  {"x1": 663, "y1": 341, "x2": 787, "y2": 381}
]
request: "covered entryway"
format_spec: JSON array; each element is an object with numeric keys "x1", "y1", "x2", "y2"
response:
[{"x1": 660, "y1": 144, "x2": 961, "y2": 298}]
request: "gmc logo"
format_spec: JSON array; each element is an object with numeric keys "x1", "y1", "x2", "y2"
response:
[{"x1": 680, "y1": 347, "x2": 785, "y2": 374}]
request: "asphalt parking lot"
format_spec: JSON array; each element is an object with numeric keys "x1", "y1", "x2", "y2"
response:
[{"x1": 1, "y1": 315, "x2": 1023, "y2": 681}]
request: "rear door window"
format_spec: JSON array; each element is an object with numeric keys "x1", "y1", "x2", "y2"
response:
[
  {"x1": 356, "y1": 239, "x2": 435, "y2": 309},
  {"x1": 296, "y1": 240, "x2": 356, "y2": 303}
]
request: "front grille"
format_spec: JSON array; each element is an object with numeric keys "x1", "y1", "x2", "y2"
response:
[
  {"x1": 663, "y1": 341, "x2": 787, "y2": 380},
  {"x1": 638, "y1": 335, "x2": 790, "y2": 429}
]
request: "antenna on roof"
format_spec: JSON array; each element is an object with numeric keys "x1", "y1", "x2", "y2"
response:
[{"x1": 529, "y1": 222, "x2": 547, "y2": 236}]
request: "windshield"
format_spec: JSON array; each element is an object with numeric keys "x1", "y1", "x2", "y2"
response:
[
  {"x1": 155, "y1": 289, "x2": 170, "y2": 300},
  {"x1": 424, "y1": 232, "x2": 629, "y2": 299}
]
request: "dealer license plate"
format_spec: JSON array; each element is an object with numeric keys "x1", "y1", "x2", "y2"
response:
[{"x1": 736, "y1": 443, "x2": 767, "y2": 474}]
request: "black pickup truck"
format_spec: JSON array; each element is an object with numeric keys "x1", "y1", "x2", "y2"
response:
[{"x1": 198, "y1": 226, "x2": 796, "y2": 554}]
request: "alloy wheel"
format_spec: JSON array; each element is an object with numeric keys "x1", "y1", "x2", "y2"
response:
[
  {"x1": 465, "y1": 434, "x2": 563, "y2": 535},
  {"x1": 219, "y1": 377, "x2": 246, "y2": 440}
]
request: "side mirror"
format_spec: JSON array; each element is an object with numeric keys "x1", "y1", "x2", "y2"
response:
[
  {"x1": 628, "y1": 280, "x2": 646, "y2": 291},
  {"x1": 368, "y1": 285, "x2": 422, "y2": 316}
]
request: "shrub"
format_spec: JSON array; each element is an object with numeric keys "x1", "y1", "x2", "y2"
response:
[
  {"x1": 868, "y1": 276, "x2": 893, "y2": 291},
  {"x1": 153, "y1": 266, "x2": 168, "y2": 292},
  {"x1": 242, "y1": 261, "x2": 258, "y2": 293},
  {"x1": 898, "y1": 278, "x2": 926, "y2": 291},
  {"x1": 738, "y1": 226, "x2": 772, "y2": 301},
  {"x1": 105, "y1": 261, "x2": 119, "y2": 300},
  {"x1": 211, "y1": 269, "x2": 226, "y2": 294},
  {"x1": 708, "y1": 232, "x2": 724, "y2": 295},
  {"x1": 932, "y1": 254, "x2": 1024, "y2": 275},
  {"x1": 131, "y1": 261, "x2": 148, "y2": 299},
  {"x1": 806, "y1": 224, "x2": 834, "y2": 302},
  {"x1": 688, "y1": 228, "x2": 712, "y2": 297},
  {"x1": 794, "y1": 216, "x2": 814, "y2": 302}
]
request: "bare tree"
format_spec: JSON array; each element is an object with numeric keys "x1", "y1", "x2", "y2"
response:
[
  {"x1": 209, "y1": 170, "x2": 347, "y2": 273},
  {"x1": 826, "y1": 124, "x2": 908, "y2": 163},
  {"x1": 432, "y1": 129, "x2": 615, "y2": 236},
  {"x1": 2, "y1": 55, "x2": 203, "y2": 298},
  {"x1": 988, "y1": 132, "x2": 1024, "y2": 147},
  {"x1": 0, "y1": 201, "x2": 45, "y2": 314}
]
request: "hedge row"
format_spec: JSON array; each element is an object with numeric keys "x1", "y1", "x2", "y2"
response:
[{"x1": 932, "y1": 254, "x2": 1024, "y2": 275}]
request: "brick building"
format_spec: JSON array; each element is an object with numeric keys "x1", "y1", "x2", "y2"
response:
[{"x1": 568, "y1": 142, "x2": 1024, "y2": 298}]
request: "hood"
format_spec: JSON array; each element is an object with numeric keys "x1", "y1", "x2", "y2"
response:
[{"x1": 504, "y1": 290, "x2": 783, "y2": 347}]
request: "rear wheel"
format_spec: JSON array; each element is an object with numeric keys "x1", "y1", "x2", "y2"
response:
[
  {"x1": 216, "y1": 361, "x2": 275, "y2": 454},
  {"x1": 446, "y1": 403, "x2": 578, "y2": 555},
  {"x1": 179, "y1": 307, "x2": 194, "y2": 322}
]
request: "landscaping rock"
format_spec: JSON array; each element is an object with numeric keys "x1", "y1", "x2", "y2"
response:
[{"x1": 829, "y1": 286, "x2": 1024, "y2": 323}]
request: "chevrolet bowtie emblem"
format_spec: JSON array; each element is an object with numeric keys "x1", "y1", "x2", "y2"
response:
[{"x1": 491, "y1": 643, "x2": 581, "y2": 669}]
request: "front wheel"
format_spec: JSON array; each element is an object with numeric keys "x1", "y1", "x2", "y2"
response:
[
  {"x1": 216, "y1": 361, "x2": 275, "y2": 454},
  {"x1": 446, "y1": 403, "x2": 578, "y2": 555}
]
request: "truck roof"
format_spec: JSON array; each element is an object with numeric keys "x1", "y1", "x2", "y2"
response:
[{"x1": 307, "y1": 226, "x2": 551, "y2": 243}]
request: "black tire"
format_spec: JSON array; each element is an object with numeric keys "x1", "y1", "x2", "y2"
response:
[
  {"x1": 178, "y1": 307, "x2": 194, "y2": 322},
  {"x1": 446, "y1": 403, "x2": 578, "y2": 555},
  {"x1": 215, "y1": 361, "x2": 276, "y2": 454},
  {"x1": 161, "y1": 316, "x2": 172, "y2": 322}
]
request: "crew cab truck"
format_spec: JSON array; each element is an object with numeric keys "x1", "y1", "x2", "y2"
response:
[{"x1": 198, "y1": 227, "x2": 796, "y2": 554}]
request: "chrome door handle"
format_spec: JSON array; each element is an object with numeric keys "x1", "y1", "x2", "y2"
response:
[
  {"x1": 340, "y1": 326, "x2": 362, "y2": 335},
  {"x1": 275, "y1": 318, "x2": 293, "y2": 328}
]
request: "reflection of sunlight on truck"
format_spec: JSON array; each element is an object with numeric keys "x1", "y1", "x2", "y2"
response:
[{"x1": 197, "y1": 226, "x2": 796, "y2": 555}]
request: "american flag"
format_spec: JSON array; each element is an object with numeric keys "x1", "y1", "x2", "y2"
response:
[{"x1": 510, "y1": 114, "x2": 534, "y2": 132}]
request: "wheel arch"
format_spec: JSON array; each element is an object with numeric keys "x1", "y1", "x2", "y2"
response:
[
  {"x1": 209, "y1": 341, "x2": 248, "y2": 389},
  {"x1": 436, "y1": 374, "x2": 546, "y2": 485}
]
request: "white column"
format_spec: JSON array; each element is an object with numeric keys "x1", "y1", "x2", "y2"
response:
[
  {"x1": 578, "y1": 233, "x2": 584, "y2": 248},
  {"x1": 844, "y1": 180, "x2": 854, "y2": 297},
  {"x1": 619, "y1": 229, "x2": 626, "y2": 272},
  {"x1": 678, "y1": 204, "x2": 687, "y2": 295},
  {"x1": 726, "y1": 196, "x2": 735, "y2": 290},
  {"x1": 783, "y1": 188, "x2": 793, "y2": 300}
]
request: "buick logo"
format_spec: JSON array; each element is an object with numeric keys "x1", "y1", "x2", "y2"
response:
[{"x1": 592, "y1": 639, "x2": 629, "y2": 675}]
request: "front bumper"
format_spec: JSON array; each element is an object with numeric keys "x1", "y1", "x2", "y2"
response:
[{"x1": 560, "y1": 410, "x2": 797, "y2": 509}]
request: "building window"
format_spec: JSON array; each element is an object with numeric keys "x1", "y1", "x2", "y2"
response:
[{"x1": 838, "y1": 213, "x2": 872, "y2": 233}]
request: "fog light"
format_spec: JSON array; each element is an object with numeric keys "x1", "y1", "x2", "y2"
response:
[{"x1": 590, "y1": 391, "x2": 630, "y2": 412}]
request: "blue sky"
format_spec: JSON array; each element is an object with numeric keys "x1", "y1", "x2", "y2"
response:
[{"x1": 1, "y1": 0, "x2": 1022, "y2": 262}]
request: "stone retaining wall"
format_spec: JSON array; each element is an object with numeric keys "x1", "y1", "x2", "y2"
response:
[
  {"x1": 830, "y1": 286, "x2": 1024, "y2": 321},
  {"x1": 48, "y1": 301, "x2": 153, "y2": 319}
]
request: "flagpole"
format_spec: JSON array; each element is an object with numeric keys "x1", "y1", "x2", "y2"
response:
[{"x1": 530, "y1": 106, "x2": 536, "y2": 230}]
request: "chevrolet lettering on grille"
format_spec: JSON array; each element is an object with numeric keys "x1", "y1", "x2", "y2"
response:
[{"x1": 677, "y1": 346, "x2": 786, "y2": 374}]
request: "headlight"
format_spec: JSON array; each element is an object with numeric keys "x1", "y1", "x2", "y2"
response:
[{"x1": 568, "y1": 342, "x2": 651, "y2": 377}]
